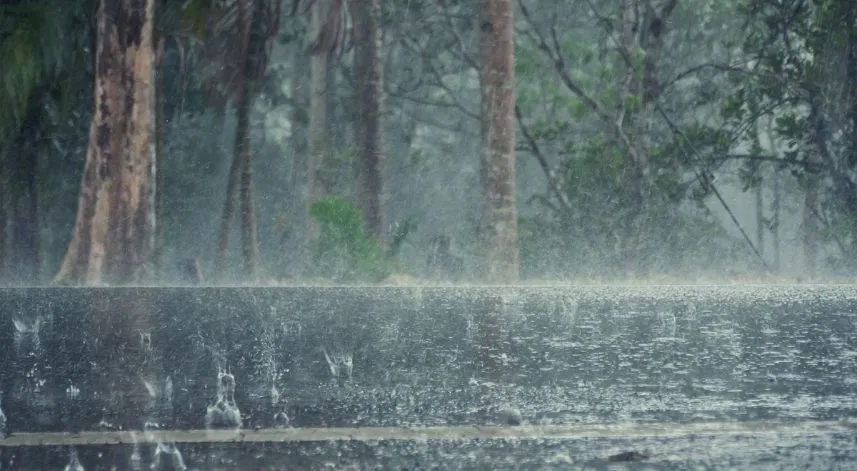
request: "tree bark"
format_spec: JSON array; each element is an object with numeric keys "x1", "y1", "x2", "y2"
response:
[
  {"x1": 479, "y1": 0, "x2": 519, "y2": 283},
  {"x1": 237, "y1": 86, "x2": 259, "y2": 279},
  {"x1": 803, "y1": 181, "x2": 818, "y2": 278},
  {"x1": 307, "y1": 0, "x2": 334, "y2": 247},
  {"x1": 153, "y1": 37, "x2": 166, "y2": 279},
  {"x1": 55, "y1": 0, "x2": 156, "y2": 285},
  {"x1": 755, "y1": 183, "x2": 764, "y2": 257},
  {"x1": 351, "y1": 0, "x2": 385, "y2": 245},
  {"x1": 772, "y1": 172, "x2": 781, "y2": 272},
  {"x1": 213, "y1": 0, "x2": 261, "y2": 281}
]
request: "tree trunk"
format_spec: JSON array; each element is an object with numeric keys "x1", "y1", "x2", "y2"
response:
[
  {"x1": 55, "y1": 0, "x2": 156, "y2": 285},
  {"x1": 307, "y1": 0, "x2": 334, "y2": 246},
  {"x1": 237, "y1": 87, "x2": 259, "y2": 279},
  {"x1": 213, "y1": 0, "x2": 260, "y2": 282},
  {"x1": 351, "y1": 0, "x2": 385, "y2": 245},
  {"x1": 0, "y1": 148, "x2": 8, "y2": 281},
  {"x1": 289, "y1": 37, "x2": 310, "y2": 274},
  {"x1": 803, "y1": 181, "x2": 818, "y2": 278},
  {"x1": 213, "y1": 134, "x2": 242, "y2": 281},
  {"x1": 755, "y1": 181, "x2": 765, "y2": 257},
  {"x1": 844, "y1": 0, "x2": 857, "y2": 267},
  {"x1": 772, "y1": 172, "x2": 781, "y2": 272},
  {"x1": 478, "y1": 0, "x2": 519, "y2": 283},
  {"x1": 153, "y1": 37, "x2": 166, "y2": 279}
]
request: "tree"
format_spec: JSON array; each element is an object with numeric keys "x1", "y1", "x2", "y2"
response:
[
  {"x1": 306, "y1": 0, "x2": 337, "y2": 255},
  {"x1": 55, "y1": 0, "x2": 157, "y2": 285},
  {"x1": 351, "y1": 0, "x2": 385, "y2": 245},
  {"x1": 211, "y1": 0, "x2": 282, "y2": 281},
  {"x1": 0, "y1": 2, "x2": 94, "y2": 284},
  {"x1": 478, "y1": 0, "x2": 518, "y2": 282},
  {"x1": 720, "y1": 0, "x2": 857, "y2": 273}
]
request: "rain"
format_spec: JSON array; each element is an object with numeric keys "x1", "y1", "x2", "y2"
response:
[{"x1": 1, "y1": 0, "x2": 857, "y2": 469}]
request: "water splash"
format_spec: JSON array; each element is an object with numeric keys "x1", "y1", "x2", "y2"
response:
[
  {"x1": 12, "y1": 316, "x2": 42, "y2": 359},
  {"x1": 274, "y1": 410, "x2": 290, "y2": 428},
  {"x1": 151, "y1": 441, "x2": 186, "y2": 471},
  {"x1": 62, "y1": 447, "x2": 84, "y2": 471},
  {"x1": 129, "y1": 432, "x2": 142, "y2": 471},
  {"x1": 143, "y1": 376, "x2": 174, "y2": 430},
  {"x1": 0, "y1": 393, "x2": 6, "y2": 437},
  {"x1": 323, "y1": 348, "x2": 353, "y2": 381},
  {"x1": 65, "y1": 383, "x2": 80, "y2": 400},
  {"x1": 205, "y1": 370, "x2": 241, "y2": 429}
]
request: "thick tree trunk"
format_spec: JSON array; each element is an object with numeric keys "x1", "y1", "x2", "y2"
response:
[
  {"x1": 55, "y1": 0, "x2": 156, "y2": 285},
  {"x1": 351, "y1": 0, "x2": 385, "y2": 245},
  {"x1": 289, "y1": 38, "x2": 310, "y2": 274},
  {"x1": 479, "y1": 0, "x2": 519, "y2": 283}
]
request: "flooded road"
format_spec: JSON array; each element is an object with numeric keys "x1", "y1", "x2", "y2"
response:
[{"x1": 0, "y1": 285, "x2": 855, "y2": 469}]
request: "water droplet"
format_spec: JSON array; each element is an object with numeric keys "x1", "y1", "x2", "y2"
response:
[
  {"x1": 151, "y1": 442, "x2": 186, "y2": 471},
  {"x1": 13, "y1": 317, "x2": 42, "y2": 358},
  {"x1": 62, "y1": 447, "x2": 84, "y2": 471},
  {"x1": 323, "y1": 348, "x2": 353, "y2": 381},
  {"x1": 274, "y1": 410, "x2": 290, "y2": 428},
  {"x1": 129, "y1": 432, "x2": 142, "y2": 471},
  {"x1": 205, "y1": 371, "x2": 241, "y2": 429},
  {"x1": 65, "y1": 383, "x2": 80, "y2": 400},
  {"x1": 0, "y1": 394, "x2": 7, "y2": 437}
]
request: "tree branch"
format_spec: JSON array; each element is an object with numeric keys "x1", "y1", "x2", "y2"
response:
[
  {"x1": 518, "y1": 1, "x2": 643, "y2": 166},
  {"x1": 515, "y1": 105, "x2": 571, "y2": 210}
]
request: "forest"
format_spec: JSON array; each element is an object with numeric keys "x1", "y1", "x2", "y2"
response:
[{"x1": 0, "y1": 0, "x2": 855, "y2": 285}]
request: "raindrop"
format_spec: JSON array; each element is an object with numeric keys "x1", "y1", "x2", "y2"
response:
[
  {"x1": 270, "y1": 384, "x2": 280, "y2": 406},
  {"x1": 129, "y1": 432, "x2": 142, "y2": 471},
  {"x1": 205, "y1": 371, "x2": 241, "y2": 429},
  {"x1": 274, "y1": 410, "x2": 290, "y2": 428},
  {"x1": 151, "y1": 442, "x2": 186, "y2": 471},
  {"x1": 62, "y1": 447, "x2": 84, "y2": 471},
  {"x1": 0, "y1": 394, "x2": 7, "y2": 437},
  {"x1": 13, "y1": 317, "x2": 42, "y2": 358},
  {"x1": 163, "y1": 377, "x2": 173, "y2": 404},
  {"x1": 323, "y1": 348, "x2": 353, "y2": 381},
  {"x1": 139, "y1": 331, "x2": 152, "y2": 352},
  {"x1": 498, "y1": 406, "x2": 522, "y2": 426},
  {"x1": 65, "y1": 383, "x2": 80, "y2": 400}
]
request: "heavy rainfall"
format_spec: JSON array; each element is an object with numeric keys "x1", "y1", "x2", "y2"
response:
[{"x1": 0, "y1": 0, "x2": 856, "y2": 469}]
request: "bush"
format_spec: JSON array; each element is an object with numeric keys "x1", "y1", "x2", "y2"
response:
[{"x1": 309, "y1": 196, "x2": 391, "y2": 282}]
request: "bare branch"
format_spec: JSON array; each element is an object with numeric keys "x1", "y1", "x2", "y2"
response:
[
  {"x1": 518, "y1": 1, "x2": 642, "y2": 166},
  {"x1": 515, "y1": 105, "x2": 571, "y2": 210},
  {"x1": 438, "y1": 0, "x2": 478, "y2": 69}
]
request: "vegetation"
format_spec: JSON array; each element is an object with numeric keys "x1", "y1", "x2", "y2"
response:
[
  {"x1": 309, "y1": 196, "x2": 391, "y2": 282},
  {"x1": 1, "y1": 0, "x2": 856, "y2": 285}
]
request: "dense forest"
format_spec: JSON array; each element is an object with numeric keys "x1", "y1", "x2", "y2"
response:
[{"x1": 0, "y1": 0, "x2": 855, "y2": 285}]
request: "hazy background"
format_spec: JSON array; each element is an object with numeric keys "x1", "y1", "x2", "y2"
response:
[{"x1": 1, "y1": 0, "x2": 854, "y2": 284}]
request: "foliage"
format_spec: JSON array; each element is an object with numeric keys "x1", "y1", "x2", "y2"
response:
[
  {"x1": 3, "y1": 0, "x2": 856, "y2": 282},
  {"x1": 309, "y1": 196, "x2": 392, "y2": 282},
  {"x1": 717, "y1": 0, "x2": 857, "y2": 268}
]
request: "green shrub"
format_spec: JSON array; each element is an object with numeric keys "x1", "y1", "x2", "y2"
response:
[{"x1": 309, "y1": 196, "x2": 391, "y2": 282}]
